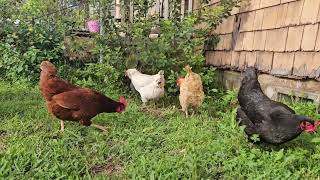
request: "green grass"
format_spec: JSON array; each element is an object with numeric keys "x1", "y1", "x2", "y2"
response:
[{"x1": 1, "y1": 81, "x2": 320, "y2": 179}]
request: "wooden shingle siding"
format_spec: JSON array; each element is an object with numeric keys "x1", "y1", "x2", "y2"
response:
[
  {"x1": 301, "y1": 24, "x2": 319, "y2": 51},
  {"x1": 260, "y1": 0, "x2": 281, "y2": 9},
  {"x1": 256, "y1": 51, "x2": 273, "y2": 72},
  {"x1": 286, "y1": 26, "x2": 304, "y2": 51},
  {"x1": 271, "y1": 52, "x2": 295, "y2": 75},
  {"x1": 300, "y1": 0, "x2": 320, "y2": 24},
  {"x1": 206, "y1": 0, "x2": 320, "y2": 81}
]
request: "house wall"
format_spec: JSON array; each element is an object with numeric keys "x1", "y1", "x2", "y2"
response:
[{"x1": 205, "y1": 0, "x2": 320, "y2": 81}]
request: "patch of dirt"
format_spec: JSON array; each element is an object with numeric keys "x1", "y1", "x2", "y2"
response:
[
  {"x1": 0, "y1": 130, "x2": 7, "y2": 151},
  {"x1": 90, "y1": 157, "x2": 122, "y2": 176},
  {"x1": 139, "y1": 106, "x2": 166, "y2": 119}
]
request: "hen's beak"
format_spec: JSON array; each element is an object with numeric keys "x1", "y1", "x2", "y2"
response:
[{"x1": 160, "y1": 82, "x2": 165, "y2": 88}]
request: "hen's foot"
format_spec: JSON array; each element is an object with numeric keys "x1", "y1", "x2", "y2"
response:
[
  {"x1": 60, "y1": 120, "x2": 65, "y2": 132},
  {"x1": 191, "y1": 110, "x2": 195, "y2": 117},
  {"x1": 91, "y1": 124, "x2": 108, "y2": 132}
]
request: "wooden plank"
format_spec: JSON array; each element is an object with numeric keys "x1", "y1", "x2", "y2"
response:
[
  {"x1": 115, "y1": 0, "x2": 121, "y2": 20},
  {"x1": 188, "y1": 0, "x2": 193, "y2": 13},
  {"x1": 181, "y1": 0, "x2": 185, "y2": 17},
  {"x1": 129, "y1": 0, "x2": 134, "y2": 22},
  {"x1": 163, "y1": 0, "x2": 169, "y2": 19}
]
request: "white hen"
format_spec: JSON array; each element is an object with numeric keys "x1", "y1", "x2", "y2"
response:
[{"x1": 126, "y1": 69, "x2": 165, "y2": 105}]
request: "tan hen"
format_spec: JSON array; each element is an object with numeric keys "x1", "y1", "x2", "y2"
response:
[{"x1": 178, "y1": 65, "x2": 205, "y2": 117}]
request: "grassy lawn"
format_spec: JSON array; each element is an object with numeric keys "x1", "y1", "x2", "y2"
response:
[{"x1": 1, "y1": 81, "x2": 320, "y2": 179}]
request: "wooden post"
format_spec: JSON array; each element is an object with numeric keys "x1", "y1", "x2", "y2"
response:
[
  {"x1": 115, "y1": 0, "x2": 121, "y2": 20},
  {"x1": 163, "y1": 0, "x2": 169, "y2": 19},
  {"x1": 181, "y1": 0, "x2": 185, "y2": 18},
  {"x1": 155, "y1": 0, "x2": 160, "y2": 16},
  {"x1": 159, "y1": 0, "x2": 163, "y2": 18},
  {"x1": 99, "y1": 1, "x2": 103, "y2": 63},
  {"x1": 121, "y1": 0, "x2": 126, "y2": 23},
  {"x1": 188, "y1": 0, "x2": 193, "y2": 13},
  {"x1": 129, "y1": 0, "x2": 133, "y2": 22}
]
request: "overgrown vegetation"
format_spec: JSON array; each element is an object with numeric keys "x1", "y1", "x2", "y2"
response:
[
  {"x1": 0, "y1": 0, "x2": 239, "y2": 96},
  {"x1": 1, "y1": 81, "x2": 320, "y2": 179},
  {"x1": 3, "y1": 0, "x2": 320, "y2": 179}
]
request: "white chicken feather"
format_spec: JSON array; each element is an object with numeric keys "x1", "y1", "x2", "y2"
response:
[{"x1": 125, "y1": 69, "x2": 165, "y2": 105}]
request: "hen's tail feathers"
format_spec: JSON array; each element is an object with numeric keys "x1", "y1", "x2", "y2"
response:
[
  {"x1": 158, "y1": 70, "x2": 164, "y2": 75},
  {"x1": 185, "y1": 65, "x2": 192, "y2": 74},
  {"x1": 40, "y1": 61, "x2": 57, "y2": 75}
]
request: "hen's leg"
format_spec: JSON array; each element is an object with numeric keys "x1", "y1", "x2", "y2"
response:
[
  {"x1": 236, "y1": 107, "x2": 256, "y2": 136},
  {"x1": 80, "y1": 120, "x2": 107, "y2": 131},
  {"x1": 80, "y1": 119, "x2": 107, "y2": 132},
  {"x1": 60, "y1": 120, "x2": 65, "y2": 132},
  {"x1": 141, "y1": 96, "x2": 148, "y2": 107},
  {"x1": 185, "y1": 110, "x2": 189, "y2": 118},
  {"x1": 179, "y1": 95, "x2": 188, "y2": 117},
  {"x1": 91, "y1": 124, "x2": 108, "y2": 132},
  {"x1": 191, "y1": 109, "x2": 195, "y2": 117}
]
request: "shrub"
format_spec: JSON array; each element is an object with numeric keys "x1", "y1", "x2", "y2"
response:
[
  {"x1": 0, "y1": 0, "x2": 240, "y2": 95},
  {"x1": 93, "y1": 0, "x2": 240, "y2": 96}
]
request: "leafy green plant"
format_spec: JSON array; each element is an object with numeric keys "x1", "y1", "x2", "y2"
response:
[
  {"x1": 0, "y1": 0, "x2": 240, "y2": 94},
  {"x1": 90, "y1": 0, "x2": 241, "y2": 96},
  {"x1": 0, "y1": 20, "x2": 64, "y2": 82}
]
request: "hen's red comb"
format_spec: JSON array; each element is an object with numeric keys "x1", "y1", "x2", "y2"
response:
[
  {"x1": 120, "y1": 96, "x2": 127, "y2": 107},
  {"x1": 303, "y1": 121, "x2": 319, "y2": 133},
  {"x1": 176, "y1": 77, "x2": 184, "y2": 87}
]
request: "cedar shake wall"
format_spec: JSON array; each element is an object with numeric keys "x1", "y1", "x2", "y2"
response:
[{"x1": 205, "y1": 0, "x2": 320, "y2": 81}]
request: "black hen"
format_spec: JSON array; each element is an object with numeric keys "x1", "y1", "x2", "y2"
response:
[{"x1": 236, "y1": 67, "x2": 318, "y2": 145}]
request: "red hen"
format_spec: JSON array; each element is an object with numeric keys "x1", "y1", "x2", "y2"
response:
[{"x1": 39, "y1": 61, "x2": 127, "y2": 132}]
